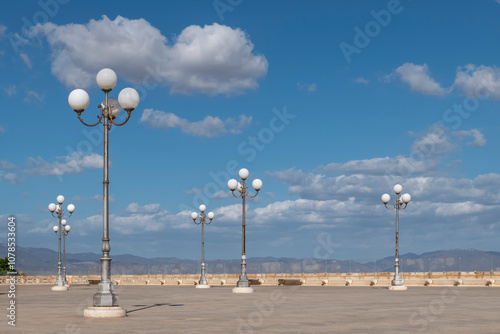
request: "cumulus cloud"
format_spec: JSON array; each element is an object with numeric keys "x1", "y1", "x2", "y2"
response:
[
  {"x1": 453, "y1": 65, "x2": 500, "y2": 100},
  {"x1": 140, "y1": 109, "x2": 252, "y2": 137},
  {"x1": 390, "y1": 63, "x2": 447, "y2": 96},
  {"x1": 453, "y1": 129, "x2": 486, "y2": 147},
  {"x1": 33, "y1": 16, "x2": 268, "y2": 95},
  {"x1": 24, "y1": 153, "x2": 103, "y2": 176},
  {"x1": 410, "y1": 123, "x2": 455, "y2": 158}
]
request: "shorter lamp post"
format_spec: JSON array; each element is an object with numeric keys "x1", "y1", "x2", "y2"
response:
[
  {"x1": 191, "y1": 204, "x2": 215, "y2": 289},
  {"x1": 227, "y1": 168, "x2": 263, "y2": 293},
  {"x1": 381, "y1": 184, "x2": 411, "y2": 290},
  {"x1": 48, "y1": 195, "x2": 75, "y2": 291},
  {"x1": 53, "y1": 222, "x2": 71, "y2": 286}
]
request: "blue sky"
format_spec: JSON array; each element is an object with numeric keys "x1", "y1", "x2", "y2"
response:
[{"x1": 1, "y1": 0, "x2": 500, "y2": 262}]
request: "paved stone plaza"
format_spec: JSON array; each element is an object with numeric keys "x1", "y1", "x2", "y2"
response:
[{"x1": 1, "y1": 285, "x2": 499, "y2": 333}]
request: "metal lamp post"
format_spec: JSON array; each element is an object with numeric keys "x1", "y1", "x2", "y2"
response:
[
  {"x1": 191, "y1": 204, "x2": 215, "y2": 289},
  {"x1": 68, "y1": 68, "x2": 140, "y2": 318},
  {"x1": 227, "y1": 168, "x2": 263, "y2": 293},
  {"x1": 381, "y1": 184, "x2": 411, "y2": 290},
  {"x1": 61, "y1": 221, "x2": 71, "y2": 286},
  {"x1": 48, "y1": 195, "x2": 75, "y2": 291}
]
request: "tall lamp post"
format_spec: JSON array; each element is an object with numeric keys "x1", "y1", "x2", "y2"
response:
[
  {"x1": 53, "y1": 221, "x2": 71, "y2": 286},
  {"x1": 227, "y1": 168, "x2": 263, "y2": 294},
  {"x1": 191, "y1": 204, "x2": 215, "y2": 289},
  {"x1": 48, "y1": 195, "x2": 75, "y2": 291},
  {"x1": 68, "y1": 68, "x2": 140, "y2": 318},
  {"x1": 381, "y1": 184, "x2": 411, "y2": 291}
]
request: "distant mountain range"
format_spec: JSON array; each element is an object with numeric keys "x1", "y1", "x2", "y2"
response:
[{"x1": 1, "y1": 243, "x2": 499, "y2": 275}]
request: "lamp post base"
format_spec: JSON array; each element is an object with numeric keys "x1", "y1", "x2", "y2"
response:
[
  {"x1": 232, "y1": 287, "x2": 254, "y2": 294},
  {"x1": 195, "y1": 284, "x2": 211, "y2": 289},
  {"x1": 51, "y1": 285, "x2": 68, "y2": 291},
  {"x1": 388, "y1": 285, "x2": 408, "y2": 291},
  {"x1": 84, "y1": 306, "x2": 127, "y2": 318}
]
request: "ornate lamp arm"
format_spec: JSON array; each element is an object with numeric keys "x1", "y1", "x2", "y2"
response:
[
  {"x1": 76, "y1": 108, "x2": 104, "y2": 127},
  {"x1": 109, "y1": 110, "x2": 133, "y2": 127}
]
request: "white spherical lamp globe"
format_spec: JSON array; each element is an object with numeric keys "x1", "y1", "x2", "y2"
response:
[
  {"x1": 381, "y1": 193, "x2": 391, "y2": 204},
  {"x1": 61, "y1": 219, "x2": 67, "y2": 226},
  {"x1": 402, "y1": 193, "x2": 411, "y2": 203},
  {"x1": 393, "y1": 184, "x2": 403, "y2": 194},
  {"x1": 96, "y1": 68, "x2": 117, "y2": 91},
  {"x1": 67, "y1": 204, "x2": 75, "y2": 213},
  {"x1": 118, "y1": 87, "x2": 140, "y2": 110},
  {"x1": 191, "y1": 212, "x2": 198, "y2": 220},
  {"x1": 227, "y1": 179, "x2": 238, "y2": 191},
  {"x1": 237, "y1": 182, "x2": 243, "y2": 193},
  {"x1": 57, "y1": 195, "x2": 65, "y2": 204},
  {"x1": 65, "y1": 225, "x2": 71, "y2": 232},
  {"x1": 252, "y1": 179, "x2": 263, "y2": 191},
  {"x1": 239, "y1": 168, "x2": 249, "y2": 180},
  {"x1": 53, "y1": 226, "x2": 59, "y2": 232},
  {"x1": 68, "y1": 89, "x2": 90, "y2": 111},
  {"x1": 199, "y1": 204, "x2": 207, "y2": 213},
  {"x1": 48, "y1": 203, "x2": 56, "y2": 212},
  {"x1": 55, "y1": 205, "x2": 61, "y2": 213},
  {"x1": 207, "y1": 212, "x2": 215, "y2": 220}
]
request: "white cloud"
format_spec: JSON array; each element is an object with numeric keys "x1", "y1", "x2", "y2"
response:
[
  {"x1": 307, "y1": 83, "x2": 317, "y2": 92},
  {"x1": 33, "y1": 16, "x2": 268, "y2": 95},
  {"x1": 3, "y1": 173, "x2": 23, "y2": 185},
  {"x1": 24, "y1": 91, "x2": 44, "y2": 103},
  {"x1": 410, "y1": 123, "x2": 455, "y2": 158},
  {"x1": 20, "y1": 53, "x2": 32, "y2": 68},
  {"x1": 319, "y1": 156, "x2": 440, "y2": 176},
  {"x1": 212, "y1": 190, "x2": 231, "y2": 199},
  {"x1": 25, "y1": 152, "x2": 103, "y2": 176},
  {"x1": 5, "y1": 85, "x2": 16, "y2": 96},
  {"x1": 126, "y1": 203, "x2": 161, "y2": 214},
  {"x1": 140, "y1": 109, "x2": 252, "y2": 137},
  {"x1": 0, "y1": 160, "x2": 17, "y2": 169},
  {"x1": 453, "y1": 65, "x2": 500, "y2": 100},
  {"x1": 453, "y1": 129, "x2": 486, "y2": 147},
  {"x1": 0, "y1": 25, "x2": 6, "y2": 39},
  {"x1": 354, "y1": 77, "x2": 369, "y2": 84},
  {"x1": 391, "y1": 63, "x2": 447, "y2": 96}
]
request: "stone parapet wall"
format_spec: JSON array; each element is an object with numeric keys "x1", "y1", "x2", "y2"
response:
[{"x1": 0, "y1": 272, "x2": 497, "y2": 287}]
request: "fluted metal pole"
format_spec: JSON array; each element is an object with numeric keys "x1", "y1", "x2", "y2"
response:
[
  {"x1": 93, "y1": 92, "x2": 118, "y2": 306},
  {"x1": 237, "y1": 180, "x2": 250, "y2": 287}
]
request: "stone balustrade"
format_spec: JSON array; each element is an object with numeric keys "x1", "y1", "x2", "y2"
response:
[{"x1": 1, "y1": 271, "x2": 498, "y2": 286}]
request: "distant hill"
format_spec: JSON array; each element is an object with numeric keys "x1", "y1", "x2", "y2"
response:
[{"x1": 1, "y1": 243, "x2": 499, "y2": 275}]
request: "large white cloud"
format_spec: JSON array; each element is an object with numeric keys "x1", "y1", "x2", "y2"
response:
[
  {"x1": 453, "y1": 64, "x2": 500, "y2": 100},
  {"x1": 33, "y1": 16, "x2": 268, "y2": 95},
  {"x1": 140, "y1": 109, "x2": 252, "y2": 137}
]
